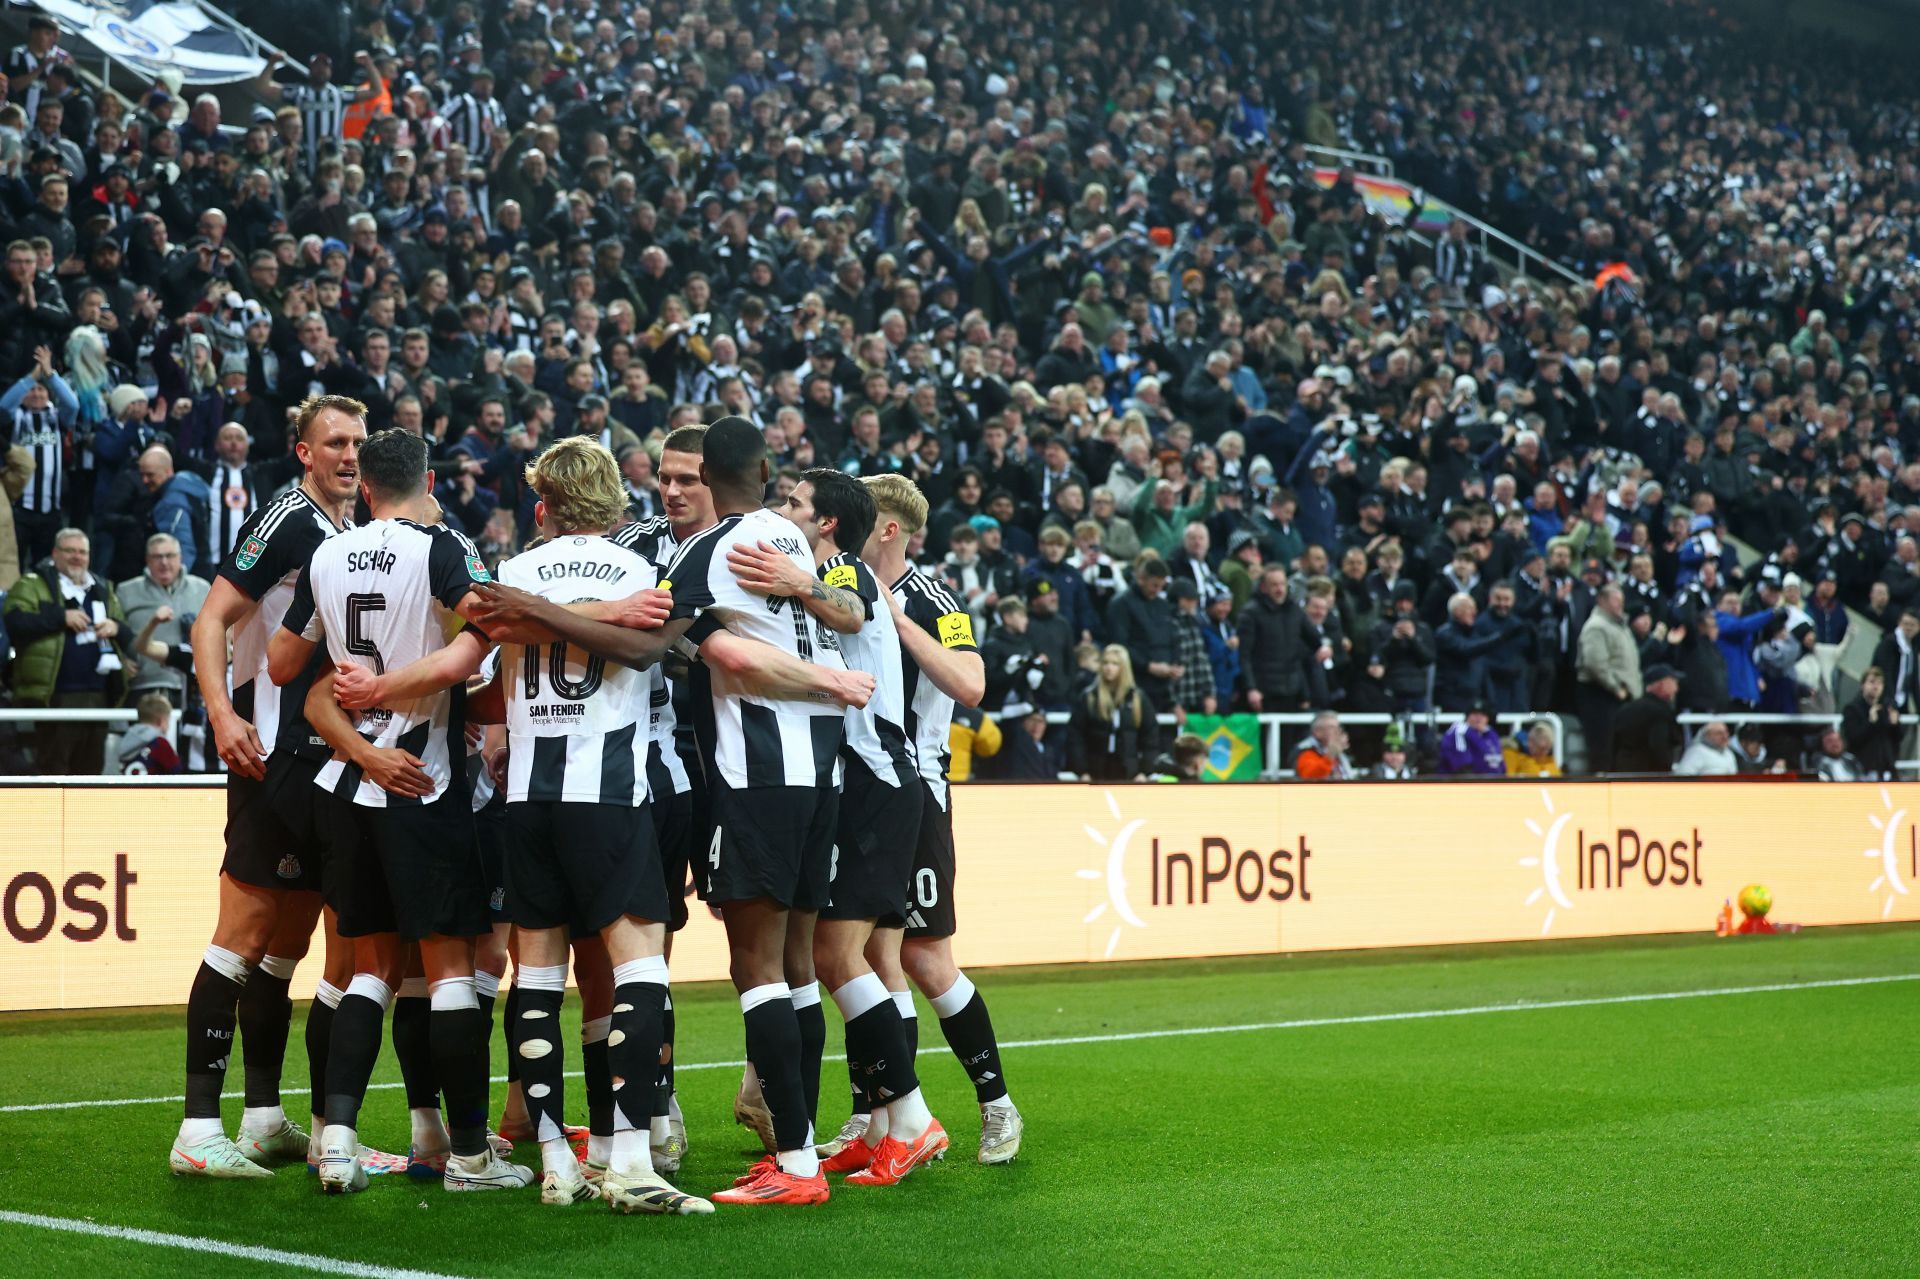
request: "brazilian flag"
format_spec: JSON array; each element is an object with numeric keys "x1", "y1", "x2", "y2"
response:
[{"x1": 1187, "y1": 714, "x2": 1263, "y2": 781}]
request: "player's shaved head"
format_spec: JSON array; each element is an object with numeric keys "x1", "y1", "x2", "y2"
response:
[
  {"x1": 701, "y1": 415, "x2": 768, "y2": 498},
  {"x1": 359, "y1": 427, "x2": 429, "y2": 499}
]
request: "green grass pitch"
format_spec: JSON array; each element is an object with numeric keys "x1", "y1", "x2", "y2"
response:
[{"x1": 2, "y1": 924, "x2": 1915, "y2": 1276}]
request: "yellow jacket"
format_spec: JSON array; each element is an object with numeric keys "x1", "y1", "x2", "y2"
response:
[
  {"x1": 1503, "y1": 746, "x2": 1562, "y2": 777},
  {"x1": 949, "y1": 711, "x2": 1003, "y2": 782}
]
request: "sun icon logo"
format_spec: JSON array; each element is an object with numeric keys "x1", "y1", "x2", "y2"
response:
[
  {"x1": 1864, "y1": 787, "x2": 1911, "y2": 920},
  {"x1": 1074, "y1": 790, "x2": 1148, "y2": 958},
  {"x1": 1519, "y1": 788, "x2": 1575, "y2": 935}
]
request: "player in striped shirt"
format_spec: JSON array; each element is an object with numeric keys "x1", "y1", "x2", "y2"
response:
[
  {"x1": 170, "y1": 396, "x2": 367, "y2": 1181},
  {"x1": 470, "y1": 418, "x2": 876, "y2": 1205},
  {"x1": 728, "y1": 468, "x2": 949, "y2": 1184},
  {"x1": 266, "y1": 428, "x2": 531, "y2": 1195},
  {"x1": 861, "y1": 473, "x2": 1024, "y2": 1165}
]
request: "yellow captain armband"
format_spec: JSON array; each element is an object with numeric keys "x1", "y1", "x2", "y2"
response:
[
  {"x1": 824, "y1": 563, "x2": 859, "y2": 591},
  {"x1": 937, "y1": 612, "x2": 975, "y2": 648}
]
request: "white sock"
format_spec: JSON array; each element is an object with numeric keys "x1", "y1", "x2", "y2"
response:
[
  {"x1": 891, "y1": 989, "x2": 916, "y2": 1022},
  {"x1": 667, "y1": 1092, "x2": 683, "y2": 1124},
  {"x1": 928, "y1": 972, "x2": 976, "y2": 1019},
  {"x1": 240, "y1": 1104, "x2": 286, "y2": 1133},
  {"x1": 320, "y1": 1123, "x2": 356, "y2": 1154},
  {"x1": 410, "y1": 1106, "x2": 449, "y2": 1154},
  {"x1": 983, "y1": 1096, "x2": 1018, "y2": 1113},
  {"x1": 610, "y1": 1126, "x2": 654, "y2": 1176},
  {"x1": 776, "y1": 1146, "x2": 820, "y2": 1177},
  {"x1": 201, "y1": 943, "x2": 250, "y2": 986},
  {"x1": 314, "y1": 980, "x2": 344, "y2": 1010},
  {"x1": 473, "y1": 970, "x2": 501, "y2": 1001},
  {"x1": 866, "y1": 1103, "x2": 891, "y2": 1145},
  {"x1": 587, "y1": 1132, "x2": 610, "y2": 1166},
  {"x1": 650, "y1": 1115, "x2": 671, "y2": 1145},
  {"x1": 258, "y1": 954, "x2": 298, "y2": 981},
  {"x1": 540, "y1": 1135, "x2": 577, "y2": 1177},
  {"x1": 177, "y1": 1116, "x2": 223, "y2": 1144},
  {"x1": 830, "y1": 973, "x2": 891, "y2": 1021},
  {"x1": 429, "y1": 976, "x2": 478, "y2": 1011},
  {"x1": 888, "y1": 1087, "x2": 933, "y2": 1142}
]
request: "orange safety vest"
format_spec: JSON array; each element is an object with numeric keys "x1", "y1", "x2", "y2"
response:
[{"x1": 341, "y1": 76, "x2": 391, "y2": 140}]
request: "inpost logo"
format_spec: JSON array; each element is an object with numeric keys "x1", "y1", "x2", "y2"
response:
[
  {"x1": 1075, "y1": 791, "x2": 1312, "y2": 958},
  {"x1": 1863, "y1": 787, "x2": 1917, "y2": 919},
  {"x1": 1519, "y1": 790, "x2": 1703, "y2": 934}
]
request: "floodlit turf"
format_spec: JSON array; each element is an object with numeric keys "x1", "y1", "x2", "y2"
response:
[{"x1": 3, "y1": 925, "x2": 1917, "y2": 1277}]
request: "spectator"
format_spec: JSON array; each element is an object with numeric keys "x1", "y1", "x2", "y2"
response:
[
  {"x1": 947, "y1": 706, "x2": 1003, "y2": 784},
  {"x1": 996, "y1": 708, "x2": 1067, "y2": 780},
  {"x1": 1370, "y1": 724, "x2": 1416, "y2": 779},
  {"x1": 1200, "y1": 588, "x2": 1242, "y2": 708},
  {"x1": 1812, "y1": 729, "x2": 1865, "y2": 783},
  {"x1": 1107, "y1": 555, "x2": 1182, "y2": 711},
  {"x1": 1237, "y1": 564, "x2": 1322, "y2": 716},
  {"x1": 1437, "y1": 704, "x2": 1505, "y2": 776},
  {"x1": 981, "y1": 596, "x2": 1046, "y2": 719},
  {"x1": 1154, "y1": 733, "x2": 1209, "y2": 783},
  {"x1": 1021, "y1": 579, "x2": 1078, "y2": 710},
  {"x1": 1, "y1": 526, "x2": 128, "y2": 773},
  {"x1": 112, "y1": 691, "x2": 181, "y2": 775},
  {"x1": 1576, "y1": 584, "x2": 1641, "y2": 771},
  {"x1": 115, "y1": 532, "x2": 208, "y2": 708},
  {"x1": 1871, "y1": 609, "x2": 1920, "y2": 716},
  {"x1": 136, "y1": 445, "x2": 212, "y2": 577},
  {"x1": 1503, "y1": 721, "x2": 1563, "y2": 778},
  {"x1": 1841, "y1": 668, "x2": 1902, "y2": 781},
  {"x1": 1434, "y1": 592, "x2": 1522, "y2": 713},
  {"x1": 1165, "y1": 579, "x2": 1216, "y2": 715},
  {"x1": 1069, "y1": 644, "x2": 1152, "y2": 782},
  {"x1": 1732, "y1": 723, "x2": 1788, "y2": 775},
  {"x1": 1292, "y1": 710, "x2": 1353, "y2": 781},
  {"x1": 1612, "y1": 664, "x2": 1683, "y2": 773},
  {"x1": 1675, "y1": 721, "x2": 1740, "y2": 777}
]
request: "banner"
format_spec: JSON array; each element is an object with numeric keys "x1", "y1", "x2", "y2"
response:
[
  {"x1": 1184, "y1": 714, "x2": 1263, "y2": 780},
  {"x1": 26, "y1": 0, "x2": 267, "y2": 85},
  {"x1": 1308, "y1": 167, "x2": 1451, "y2": 235},
  {"x1": 5, "y1": 781, "x2": 1919, "y2": 1010}
]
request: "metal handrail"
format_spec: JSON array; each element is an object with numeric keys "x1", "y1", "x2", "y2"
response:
[{"x1": 1302, "y1": 145, "x2": 1395, "y2": 179}]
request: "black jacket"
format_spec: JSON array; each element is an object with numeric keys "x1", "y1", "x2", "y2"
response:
[
  {"x1": 1237, "y1": 593, "x2": 1322, "y2": 706},
  {"x1": 1612, "y1": 694, "x2": 1680, "y2": 772}
]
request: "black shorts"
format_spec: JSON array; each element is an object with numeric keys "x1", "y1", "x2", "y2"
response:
[
  {"x1": 705, "y1": 782, "x2": 837, "y2": 910},
  {"x1": 223, "y1": 750, "x2": 328, "y2": 892},
  {"x1": 475, "y1": 793, "x2": 508, "y2": 922},
  {"x1": 880, "y1": 780, "x2": 957, "y2": 938},
  {"x1": 505, "y1": 800, "x2": 668, "y2": 935},
  {"x1": 821, "y1": 759, "x2": 921, "y2": 922},
  {"x1": 322, "y1": 788, "x2": 491, "y2": 942},
  {"x1": 649, "y1": 785, "x2": 695, "y2": 931}
]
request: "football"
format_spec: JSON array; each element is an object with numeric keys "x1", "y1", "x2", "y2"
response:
[{"x1": 1738, "y1": 883, "x2": 1773, "y2": 919}]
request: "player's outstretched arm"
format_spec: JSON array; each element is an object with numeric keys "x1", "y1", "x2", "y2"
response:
[
  {"x1": 702, "y1": 626, "x2": 875, "y2": 708},
  {"x1": 889, "y1": 590, "x2": 986, "y2": 707},
  {"x1": 727, "y1": 541, "x2": 867, "y2": 634},
  {"x1": 304, "y1": 670, "x2": 434, "y2": 798},
  {"x1": 470, "y1": 581, "x2": 685, "y2": 669},
  {"x1": 335, "y1": 628, "x2": 491, "y2": 709},
  {"x1": 469, "y1": 589, "x2": 673, "y2": 645}
]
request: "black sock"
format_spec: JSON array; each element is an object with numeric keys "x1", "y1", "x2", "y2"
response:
[
  {"x1": 608, "y1": 982, "x2": 666, "y2": 1136},
  {"x1": 795, "y1": 997, "x2": 826, "y2": 1133},
  {"x1": 391, "y1": 994, "x2": 439, "y2": 1111},
  {"x1": 510, "y1": 987, "x2": 567, "y2": 1144},
  {"x1": 184, "y1": 959, "x2": 245, "y2": 1119},
  {"x1": 939, "y1": 991, "x2": 1009, "y2": 1105},
  {"x1": 236, "y1": 966, "x2": 292, "y2": 1110},
  {"x1": 654, "y1": 1000, "x2": 675, "y2": 1119},
  {"x1": 847, "y1": 1000, "x2": 918, "y2": 1109},
  {"x1": 432, "y1": 1005, "x2": 491, "y2": 1157},
  {"x1": 582, "y1": 1034, "x2": 614, "y2": 1143},
  {"x1": 305, "y1": 994, "x2": 336, "y2": 1121},
  {"x1": 322, "y1": 991, "x2": 387, "y2": 1129},
  {"x1": 502, "y1": 985, "x2": 522, "y2": 1091},
  {"x1": 742, "y1": 995, "x2": 809, "y2": 1153},
  {"x1": 845, "y1": 1052, "x2": 869, "y2": 1118}
]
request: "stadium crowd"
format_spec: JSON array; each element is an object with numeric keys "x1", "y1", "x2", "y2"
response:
[{"x1": 2, "y1": 0, "x2": 1918, "y2": 781}]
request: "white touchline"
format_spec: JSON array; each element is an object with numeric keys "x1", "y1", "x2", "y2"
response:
[
  {"x1": 3, "y1": 971, "x2": 1914, "y2": 1116},
  {"x1": 0, "y1": 1211, "x2": 476, "y2": 1279}
]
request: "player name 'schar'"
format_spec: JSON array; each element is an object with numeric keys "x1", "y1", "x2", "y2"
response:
[
  {"x1": 1152, "y1": 836, "x2": 1313, "y2": 906},
  {"x1": 345, "y1": 548, "x2": 398, "y2": 573},
  {"x1": 534, "y1": 560, "x2": 630, "y2": 585},
  {"x1": 1573, "y1": 828, "x2": 1705, "y2": 890}
]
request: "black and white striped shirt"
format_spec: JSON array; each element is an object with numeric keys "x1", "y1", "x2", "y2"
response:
[
  {"x1": 283, "y1": 82, "x2": 350, "y2": 173},
  {"x1": 823, "y1": 551, "x2": 914, "y2": 788},
  {"x1": 892, "y1": 567, "x2": 979, "y2": 808},
  {"x1": 445, "y1": 91, "x2": 505, "y2": 157},
  {"x1": 496, "y1": 533, "x2": 654, "y2": 807},
  {"x1": 284, "y1": 517, "x2": 491, "y2": 806},
  {"x1": 206, "y1": 462, "x2": 258, "y2": 566},
  {"x1": 12, "y1": 404, "x2": 63, "y2": 514},
  {"x1": 612, "y1": 514, "x2": 693, "y2": 798},
  {"x1": 666, "y1": 509, "x2": 848, "y2": 791},
  {"x1": 216, "y1": 487, "x2": 348, "y2": 760}
]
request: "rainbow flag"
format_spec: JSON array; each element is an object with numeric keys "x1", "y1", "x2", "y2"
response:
[{"x1": 1309, "y1": 167, "x2": 1452, "y2": 235}]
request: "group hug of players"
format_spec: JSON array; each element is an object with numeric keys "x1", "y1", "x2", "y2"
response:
[{"x1": 167, "y1": 394, "x2": 1022, "y2": 1212}]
